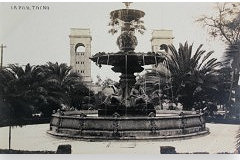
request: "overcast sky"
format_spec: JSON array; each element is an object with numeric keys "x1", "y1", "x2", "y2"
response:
[{"x1": 0, "y1": 2, "x2": 227, "y2": 82}]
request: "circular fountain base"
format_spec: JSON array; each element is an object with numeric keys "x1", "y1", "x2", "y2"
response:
[{"x1": 47, "y1": 111, "x2": 209, "y2": 140}]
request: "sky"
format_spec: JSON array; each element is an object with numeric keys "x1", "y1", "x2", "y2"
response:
[{"x1": 0, "y1": 2, "x2": 227, "y2": 82}]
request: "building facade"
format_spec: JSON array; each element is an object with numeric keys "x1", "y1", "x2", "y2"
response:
[{"x1": 69, "y1": 28, "x2": 92, "y2": 84}]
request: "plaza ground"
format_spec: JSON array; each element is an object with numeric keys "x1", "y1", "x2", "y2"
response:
[{"x1": 0, "y1": 123, "x2": 239, "y2": 154}]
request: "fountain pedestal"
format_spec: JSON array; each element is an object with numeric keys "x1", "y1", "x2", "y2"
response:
[{"x1": 119, "y1": 73, "x2": 136, "y2": 106}]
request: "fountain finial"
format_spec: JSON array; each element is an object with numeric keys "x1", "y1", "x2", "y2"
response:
[{"x1": 123, "y1": 2, "x2": 132, "y2": 9}]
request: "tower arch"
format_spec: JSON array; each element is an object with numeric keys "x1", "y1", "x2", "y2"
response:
[{"x1": 75, "y1": 43, "x2": 85, "y2": 53}]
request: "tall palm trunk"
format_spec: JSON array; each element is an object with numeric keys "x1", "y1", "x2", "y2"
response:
[
  {"x1": 228, "y1": 68, "x2": 240, "y2": 116},
  {"x1": 8, "y1": 103, "x2": 13, "y2": 150},
  {"x1": 224, "y1": 41, "x2": 240, "y2": 117}
]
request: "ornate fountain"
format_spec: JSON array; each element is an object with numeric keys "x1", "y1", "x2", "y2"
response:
[
  {"x1": 90, "y1": 2, "x2": 165, "y2": 117},
  {"x1": 47, "y1": 3, "x2": 209, "y2": 140}
]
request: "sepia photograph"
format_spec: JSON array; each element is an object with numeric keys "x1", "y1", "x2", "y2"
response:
[{"x1": 0, "y1": 1, "x2": 240, "y2": 158}]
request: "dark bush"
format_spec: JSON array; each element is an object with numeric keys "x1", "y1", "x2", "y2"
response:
[
  {"x1": 160, "y1": 146, "x2": 176, "y2": 154},
  {"x1": 56, "y1": 144, "x2": 71, "y2": 154}
]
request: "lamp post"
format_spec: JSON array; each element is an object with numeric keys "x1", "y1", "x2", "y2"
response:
[{"x1": 0, "y1": 44, "x2": 7, "y2": 69}]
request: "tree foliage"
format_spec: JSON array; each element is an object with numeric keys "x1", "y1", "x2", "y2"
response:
[
  {"x1": 197, "y1": 2, "x2": 240, "y2": 117},
  {"x1": 0, "y1": 62, "x2": 91, "y2": 119},
  {"x1": 0, "y1": 64, "x2": 45, "y2": 124},
  {"x1": 196, "y1": 2, "x2": 240, "y2": 45}
]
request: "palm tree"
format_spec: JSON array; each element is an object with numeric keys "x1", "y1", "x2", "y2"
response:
[
  {"x1": 0, "y1": 64, "x2": 43, "y2": 150},
  {"x1": 42, "y1": 62, "x2": 89, "y2": 112},
  {"x1": 0, "y1": 63, "x2": 46, "y2": 119},
  {"x1": 164, "y1": 42, "x2": 222, "y2": 110},
  {"x1": 223, "y1": 41, "x2": 240, "y2": 117}
]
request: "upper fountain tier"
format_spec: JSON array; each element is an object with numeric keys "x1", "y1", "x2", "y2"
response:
[
  {"x1": 107, "y1": 3, "x2": 146, "y2": 51},
  {"x1": 90, "y1": 51, "x2": 165, "y2": 74},
  {"x1": 110, "y1": 9, "x2": 145, "y2": 23},
  {"x1": 110, "y1": 2, "x2": 145, "y2": 23}
]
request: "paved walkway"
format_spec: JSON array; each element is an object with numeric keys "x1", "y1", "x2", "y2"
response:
[{"x1": 0, "y1": 123, "x2": 239, "y2": 154}]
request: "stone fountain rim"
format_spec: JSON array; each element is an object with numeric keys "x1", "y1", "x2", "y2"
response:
[
  {"x1": 48, "y1": 110, "x2": 208, "y2": 140},
  {"x1": 51, "y1": 112, "x2": 204, "y2": 120}
]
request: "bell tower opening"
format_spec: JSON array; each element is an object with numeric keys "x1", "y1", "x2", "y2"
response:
[{"x1": 75, "y1": 43, "x2": 85, "y2": 53}]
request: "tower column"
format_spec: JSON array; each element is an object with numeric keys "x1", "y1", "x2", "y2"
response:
[{"x1": 69, "y1": 28, "x2": 92, "y2": 85}]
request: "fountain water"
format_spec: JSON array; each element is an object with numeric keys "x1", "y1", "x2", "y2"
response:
[{"x1": 48, "y1": 3, "x2": 209, "y2": 140}]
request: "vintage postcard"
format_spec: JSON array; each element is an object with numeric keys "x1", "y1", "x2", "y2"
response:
[{"x1": 0, "y1": 1, "x2": 240, "y2": 159}]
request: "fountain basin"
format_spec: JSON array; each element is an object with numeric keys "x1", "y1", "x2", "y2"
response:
[{"x1": 47, "y1": 111, "x2": 209, "y2": 140}]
